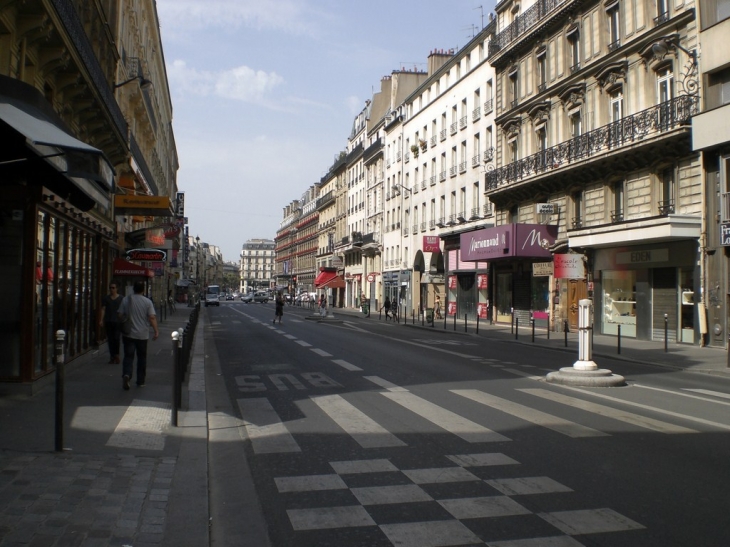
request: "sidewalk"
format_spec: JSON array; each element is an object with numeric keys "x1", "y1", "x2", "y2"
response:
[
  {"x1": 327, "y1": 305, "x2": 730, "y2": 376},
  {"x1": 0, "y1": 304, "x2": 208, "y2": 547}
]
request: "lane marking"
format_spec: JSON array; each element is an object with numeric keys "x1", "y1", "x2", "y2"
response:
[
  {"x1": 633, "y1": 384, "x2": 730, "y2": 406},
  {"x1": 331, "y1": 359, "x2": 362, "y2": 372},
  {"x1": 382, "y1": 391, "x2": 510, "y2": 443},
  {"x1": 452, "y1": 389, "x2": 607, "y2": 438},
  {"x1": 283, "y1": 334, "x2": 297, "y2": 340},
  {"x1": 237, "y1": 398, "x2": 301, "y2": 454},
  {"x1": 520, "y1": 388, "x2": 697, "y2": 434},
  {"x1": 683, "y1": 388, "x2": 730, "y2": 401},
  {"x1": 295, "y1": 340, "x2": 312, "y2": 347},
  {"x1": 364, "y1": 376, "x2": 408, "y2": 392},
  {"x1": 557, "y1": 384, "x2": 730, "y2": 431},
  {"x1": 310, "y1": 348, "x2": 332, "y2": 357},
  {"x1": 310, "y1": 394, "x2": 406, "y2": 448}
]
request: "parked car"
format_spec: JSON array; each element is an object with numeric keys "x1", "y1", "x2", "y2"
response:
[
  {"x1": 241, "y1": 293, "x2": 254, "y2": 303},
  {"x1": 253, "y1": 291, "x2": 269, "y2": 303}
]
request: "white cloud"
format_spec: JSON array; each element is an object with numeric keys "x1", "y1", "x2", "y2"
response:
[
  {"x1": 157, "y1": 0, "x2": 326, "y2": 37},
  {"x1": 168, "y1": 60, "x2": 284, "y2": 105}
]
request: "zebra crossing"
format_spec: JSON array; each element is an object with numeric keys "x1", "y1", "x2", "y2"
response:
[{"x1": 235, "y1": 382, "x2": 719, "y2": 545}]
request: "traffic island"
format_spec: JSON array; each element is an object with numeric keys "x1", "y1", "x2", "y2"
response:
[{"x1": 545, "y1": 299, "x2": 625, "y2": 387}]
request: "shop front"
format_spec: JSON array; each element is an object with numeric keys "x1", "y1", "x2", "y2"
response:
[
  {"x1": 461, "y1": 224, "x2": 557, "y2": 325},
  {"x1": 593, "y1": 241, "x2": 700, "y2": 343}
]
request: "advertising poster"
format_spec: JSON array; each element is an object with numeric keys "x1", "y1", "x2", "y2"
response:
[
  {"x1": 477, "y1": 302, "x2": 487, "y2": 318},
  {"x1": 477, "y1": 274, "x2": 488, "y2": 289},
  {"x1": 447, "y1": 301, "x2": 457, "y2": 316},
  {"x1": 448, "y1": 275, "x2": 457, "y2": 290},
  {"x1": 554, "y1": 254, "x2": 585, "y2": 279}
]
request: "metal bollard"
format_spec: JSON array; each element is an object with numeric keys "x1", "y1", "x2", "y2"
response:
[
  {"x1": 515, "y1": 317, "x2": 519, "y2": 340},
  {"x1": 547, "y1": 313, "x2": 550, "y2": 340},
  {"x1": 453, "y1": 312, "x2": 457, "y2": 331},
  {"x1": 564, "y1": 320, "x2": 568, "y2": 347},
  {"x1": 171, "y1": 331, "x2": 180, "y2": 426},
  {"x1": 464, "y1": 314, "x2": 467, "y2": 333},
  {"x1": 664, "y1": 313, "x2": 668, "y2": 352},
  {"x1": 531, "y1": 318, "x2": 535, "y2": 343},
  {"x1": 511, "y1": 312, "x2": 514, "y2": 334},
  {"x1": 476, "y1": 314, "x2": 480, "y2": 334},
  {"x1": 55, "y1": 330, "x2": 66, "y2": 452},
  {"x1": 617, "y1": 324, "x2": 621, "y2": 354}
]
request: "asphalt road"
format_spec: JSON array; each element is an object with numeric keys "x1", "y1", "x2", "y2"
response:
[{"x1": 205, "y1": 301, "x2": 730, "y2": 547}]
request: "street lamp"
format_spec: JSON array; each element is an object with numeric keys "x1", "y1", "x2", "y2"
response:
[
  {"x1": 195, "y1": 236, "x2": 200, "y2": 285},
  {"x1": 114, "y1": 74, "x2": 153, "y2": 90}
]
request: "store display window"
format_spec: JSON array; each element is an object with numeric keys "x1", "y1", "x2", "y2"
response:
[{"x1": 602, "y1": 270, "x2": 636, "y2": 336}]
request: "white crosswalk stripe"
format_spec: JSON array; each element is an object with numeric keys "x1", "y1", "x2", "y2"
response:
[
  {"x1": 382, "y1": 391, "x2": 511, "y2": 443},
  {"x1": 519, "y1": 388, "x2": 697, "y2": 434},
  {"x1": 237, "y1": 398, "x2": 301, "y2": 454},
  {"x1": 452, "y1": 389, "x2": 607, "y2": 438},
  {"x1": 310, "y1": 394, "x2": 406, "y2": 448}
]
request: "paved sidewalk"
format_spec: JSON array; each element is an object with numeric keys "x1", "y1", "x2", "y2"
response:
[{"x1": 0, "y1": 305, "x2": 208, "y2": 547}]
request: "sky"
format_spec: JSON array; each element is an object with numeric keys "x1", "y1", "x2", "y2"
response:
[{"x1": 156, "y1": 0, "x2": 497, "y2": 263}]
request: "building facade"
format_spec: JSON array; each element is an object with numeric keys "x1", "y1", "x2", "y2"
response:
[{"x1": 241, "y1": 238, "x2": 275, "y2": 293}]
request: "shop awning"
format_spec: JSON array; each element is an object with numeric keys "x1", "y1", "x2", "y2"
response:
[
  {"x1": 113, "y1": 194, "x2": 175, "y2": 217},
  {"x1": 314, "y1": 270, "x2": 345, "y2": 289},
  {"x1": 0, "y1": 76, "x2": 114, "y2": 211},
  {"x1": 112, "y1": 258, "x2": 154, "y2": 278},
  {"x1": 176, "y1": 278, "x2": 197, "y2": 287}
]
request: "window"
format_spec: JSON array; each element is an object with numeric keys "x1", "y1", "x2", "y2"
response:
[
  {"x1": 572, "y1": 191, "x2": 583, "y2": 228},
  {"x1": 508, "y1": 138, "x2": 519, "y2": 163},
  {"x1": 607, "y1": 3, "x2": 621, "y2": 51},
  {"x1": 569, "y1": 112, "x2": 582, "y2": 159},
  {"x1": 700, "y1": 0, "x2": 730, "y2": 29},
  {"x1": 609, "y1": 88, "x2": 623, "y2": 146},
  {"x1": 657, "y1": 67, "x2": 675, "y2": 129},
  {"x1": 536, "y1": 127, "x2": 547, "y2": 152},
  {"x1": 568, "y1": 30, "x2": 581, "y2": 73},
  {"x1": 655, "y1": 0, "x2": 670, "y2": 24},
  {"x1": 509, "y1": 71, "x2": 519, "y2": 108},
  {"x1": 705, "y1": 67, "x2": 730, "y2": 110},
  {"x1": 659, "y1": 168, "x2": 675, "y2": 215},
  {"x1": 537, "y1": 50, "x2": 547, "y2": 92},
  {"x1": 612, "y1": 180, "x2": 624, "y2": 222}
]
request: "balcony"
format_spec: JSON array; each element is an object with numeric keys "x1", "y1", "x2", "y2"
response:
[
  {"x1": 412, "y1": 224, "x2": 418, "y2": 234},
  {"x1": 470, "y1": 207, "x2": 481, "y2": 220},
  {"x1": 484, "y1": 98, "x2": 494, "y2": 114},
  {"x1": 449, "y1": 166, "x2": 458, "y2": 177},
  {"x1": 654, "y1": 11, "x2": 670, "y2": 26},
  {"x1": 610, "y1": 211, "x2": 624, "y2": 223},
  {"x1": 429, "y1": 220, "x2": 436, "y2": 229},
  {"x1": 436, "y1": 217, "x2": 447, "y2": 228},
  {"x1": 459, "y1": 161, "x2": 467, "y2": 173},
  {"x1": 538, "y1": 82, "x2": 547, "y2": 93},
  {"x1": 472, "y1": 155, "x2": 481, "y2": 168},
  {"x1": 430, "y1": 175, "x2": 436, "y2": 186},
  {"x1": 396, "y1": 151, "x2": 402, "y2": 162},
  {"x1": 572, "y1": 218, "x2": 583, "y2": 229},
  {"x1": 430, "y1": 136, "x2": 437, "y2": 147},
  {"x1": 472, "y1": 107, "x2": 481, "y2": 122},
  {"x1": 420, "y1": 222, "x2": 427, "y2": 232},
  {"x1": 486, "y1": 96, "x2": 698, "y2": 193},
  {"x1": 351, "y1": 232, "x2": 363, "y2": 246},
  {"x1": 421, "y1": 179, "x2": 427, "y2": 190},
  {"x1": 448, "y1": 214, "x2": 457, "y2": 225},
  {"x1": 570, "y1": 62, "x2": 581, "y2": 74},
  {"x1": 487, "y1": 0, "x2": 576, "y2": 61},
  {"x1": 510, "y1": 99, "x2": 519, "y2": 109},
  {"x1": 459, "y1": 116, "x2": 468, "y2": 129},
  {"x1": 483, "y1": 203, "x2": 493, "y2": 216},
  {"x1": 440, "y1": 129, "x2": 447, "y2": 141},
  {"x1": 405, "y1": 151, "x2": 410, "y2": 163},
  {"x1": 457, "y1": 211, "x2": 467, "y2": 222},
  {"x1": 403, "y1": 227, "x2": 409, "y2": 236},
  {"x1": 607, "y1": 39, "x2": 621, "y2": 52},
  {"x1": 439, "y1": 171, "x2": 447, "y2": 182},
  {"x1": 658, "y1": 200, "x2": 675, "y2": 216},
  {"x1": 450, "y1": 122, "x2": 458, "y2": 135}
]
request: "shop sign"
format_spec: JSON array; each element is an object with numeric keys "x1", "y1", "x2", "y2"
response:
[
  {"x1": 145, "y1": 228, "x2": 165, "y2": 246},
  {"x1": 423, "y1": 235, "x2": 441, "y2": 253},
  {"x1": 460, "y1": 224, "x2": 556, "y2": 261},
  {"x1": 535, "y1": 203, "x2": 556, "y2": 214},
  {"x1": 532, "y1": 262, "x2": 553, "y2": 277},
  {"x1": 721, "y1": 223, "x2": 730, "y2": 246},
  {"x1": 554, "y1": 254, "x2": 585, "y2": 279},
  {"x1": 615, "y1": 248, "x2": 669, "y2": 265},
  {"x1": 126, "y1": 248, "x2": 166, "y2": 261},
  {"x1": 448, "y1": 275, "x2": 457, "y2": 289},
  {"x1": 176, "y1": 192, "x2": 185, "y2": 217},
  {"x1": 477, "y1": 274, "x2": 488, "y2": 289}
]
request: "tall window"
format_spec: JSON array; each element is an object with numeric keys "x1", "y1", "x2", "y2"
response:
[
  {"x1": 699, "y1": 0, "x2": 730, "y2": 30},
  {"x1": 537, "y1": 50, "x2": 547, "y2": 92},
  {"x1": 660, "y1": 168, "x2": 675, "y2": 214},
  {"x1": 536, "y1": 127, "x2": 547, "y2": 152},
  {"x1": 572, "y1": 191, "x2": 584, "y2": 228},
  {"x1": 609, "y1": 88, "x2": 624, "y2": 146},
  {"x1": 706, "y1": 67, "x2": 730, "y2": 110},
  {"x1": 657, "y1": 67, "x2": 674, "y2": 129},
  {"x1": 509, "y1": 71, "x2": 519, "y2": 108},
  {"x1": 569, "y1": 112, "x2": 582, "y2": 159},
  {"x1": 607, "y1": 3, "x2": 621, "y2": 51},
  {"x1": 568, "y1": 29, "x2": 580, "y2": 74},
  {"x1": 656, "y1": 0, "x2": 669, "y2": 24},
  {"x1": 508, "y1": 138, "x2": 519, "y2": 163},
  {"x1": 612, "y1": 180, "x2": 624, "y2": 222},
  {"x1": 472, "y1": 182, "x2": 479, "y2": 217}
]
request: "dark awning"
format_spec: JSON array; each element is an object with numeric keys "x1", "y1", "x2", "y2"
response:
[
  {"x1": 314, "y1": 270, "x2": 345, "y2": 289},
  {"x1": 0, "y1": 76, "x2": 114, "y2": 211}
]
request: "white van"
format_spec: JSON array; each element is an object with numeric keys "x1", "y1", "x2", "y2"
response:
[{"x1": 205, "y1": 285, "x2": 220, "y2": 307}]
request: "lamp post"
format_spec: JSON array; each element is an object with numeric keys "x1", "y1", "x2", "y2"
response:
[{"x1": 195, "y1": 236, "x2": 200, "y2": 289}]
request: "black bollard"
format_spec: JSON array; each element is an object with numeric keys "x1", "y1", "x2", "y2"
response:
[
  {"x1": 617, "y1": 324, "x2": 621, "y2": 354},
  {"x1": 464, "y1": 314, "x2": 467, "y2": 333},
  {"x1": 54, "y1": 330, "x2": 66, "y2": 452},
  {"x1": 664, "y1": 313, "x2": 668, "y2": 352},
  {"x1": 564, "y1": 320, "x2": 568, "y2": 347},
  {"x1": 531, "y1": 318, "x2": 535, "y2": 342},
  {"x1": 515, "y1": 317, "x2": 519, "y2": 340},
  {"x1": 453, "y1": 312, "x2": 457, "y2": 331},
  {"x1": 511, "y1": 311, "x2": 514, "y2": 334},
  {"x1": 171, "y1": 331, "x2": 180, "y2": 427},
  {"x1": 547, "y1": 314, "x2": 550, "y2": 340},
  {"x1": 476, "y1": 314, "x2": 480, "y2": 334}
]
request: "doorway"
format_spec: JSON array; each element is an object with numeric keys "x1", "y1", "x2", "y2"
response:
[{"x1": 568, "y1": 278, "x2": 588, "y2": 331}]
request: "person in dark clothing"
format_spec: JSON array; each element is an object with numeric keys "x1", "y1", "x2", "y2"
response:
[
  {"x1": 274, "y1": 291, "x2": 284, "y2": 324},
  {"x1": 383, "y1": 297, "x2": 391, "y2": 320},
  {"x1": 100, "y1": 281, "x2": 122, "y2": 364},
  {"x1": 118, "y1": 281, "x2": 159, "y2": 390}
]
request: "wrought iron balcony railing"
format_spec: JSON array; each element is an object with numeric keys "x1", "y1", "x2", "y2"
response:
[
  {"x1": 470, "y1": 207, "x2": 481, "y2": 220},
  {"x1": 430, "y1": 175, "x2": 437, "y2": 186},
  {"x1": 608, "y1": 39, "x2": 621, "y2": 52},
  {"x1": 472, "y1": 107, "x2": 481, "y2": 121},
  {"x1": 450, "y1": 122, "x2": 458, "y2": 135},
  {"x1": 440, "y1": 129, "x2": 447, "y2": 141},
  {"x1": 488, "y1": 0, "x2": 574, "y2": 58},
  {"x1": 654, "y1": 12, "x2": 670, "y2": 26},
  {"x1": 722, "y1": 192, "x2": 730, "y2": 222},
  {"x1": 610, "y1": 211, "x2": 624, "y2": 223},
  {"x1": 459, "y1": 116, "x2": 468, "y2": 129},
  {"x1": 658, "y1": 200, "x2": 675, "y2": 216},
  {"x1": 484, "y1": 98, "x2": 494, "y2": 114},
  {"x1": 486, "y1": 96, "x2": 698, "y2": 191},
  {"x1": 570, "y1": 62, "x2": 581, "y2": 74}
]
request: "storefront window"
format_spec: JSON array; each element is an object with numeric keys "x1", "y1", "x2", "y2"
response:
[
  {"x1": 602, "y1": 270, "x2": 637, "y2": 336},
  {"x1": 680, "y1": 269, "x2": 694, "y2": 343},
  {"x1": 531, "y1": 276, "x2": 549, "y2": 313}
]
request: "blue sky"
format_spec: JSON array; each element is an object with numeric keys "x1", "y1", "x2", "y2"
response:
[{"x1": 157, "y1": 0, "x2": 496, "y2": 262}]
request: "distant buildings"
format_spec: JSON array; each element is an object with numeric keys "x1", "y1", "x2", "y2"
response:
[{"x1": 241, "y1": 239, "x2": 275, "y2": 293}]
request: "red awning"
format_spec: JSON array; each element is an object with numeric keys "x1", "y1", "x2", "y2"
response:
[
  {"x1": 112, "y1": 258, "x2": 154, "y2": 278},
  {"x1": 314, "y1": 270, "x2": 345, "y2": 289}
]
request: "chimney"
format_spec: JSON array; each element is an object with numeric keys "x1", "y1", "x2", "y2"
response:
[{"x1": 428, "y1": 49, "x2": 454, "y2": 76}]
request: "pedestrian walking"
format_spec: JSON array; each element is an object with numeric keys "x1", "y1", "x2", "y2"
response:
[
  {"x1": 383, "y1": 296, "x2": 391, "y2": 320},
  {"x1": 117, "y1": 281, "x2": 159, "y2": 390},
  {"x1": 274, "y1": 291, "x2": 284, "y2": 324},
  {"x1": 434, "y1": 294, "x2": 443, "y2": 319},
  {"x1": 100, "y1": 281, "x2": 122, "y2": 364},
  {"x1": 319, "y1": 294, "x2": 327, "y2": 317}
]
